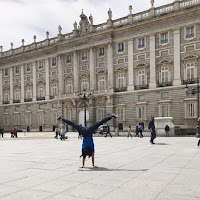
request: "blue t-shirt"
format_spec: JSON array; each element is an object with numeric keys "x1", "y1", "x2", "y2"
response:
[{"x1": 82, "y1": 137, "x2": 94, "y2": 152}]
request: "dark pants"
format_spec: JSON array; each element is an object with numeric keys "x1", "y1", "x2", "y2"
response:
[
  {"x1": 105, "y1": 132, "x2": 112, "y2": 137},
  {"x1": 139, "y1": 130, "x2": 143, "y2": 137},
  {"x1": 62, "y1": 116, "x2": 113, "y2": 137},
  {"x1": 198, "y1": 139, "x2": 200, "y2": 146},
  {"x1": 150, "y1": 130, "x2": 156, "y2": 143},
  {"x1": 0, "y1": 133, "x2": 3, "y2": 137}
]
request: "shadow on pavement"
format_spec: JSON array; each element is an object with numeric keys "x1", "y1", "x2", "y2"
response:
[
  {"x1": 155, "y1": 143, "x2": 169, "y2": 145},
  {"x1": 79, "y1": 167, "x2": 148, "y2": 172}
]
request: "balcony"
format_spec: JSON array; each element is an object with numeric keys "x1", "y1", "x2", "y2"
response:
[
  {"x1": 182, "y1": 79, "x2": 197, "y2": 85},
  {"x1": 50, "y1": 96, "x2": 55, "y2": 99},
  {"x1": 13, "y1": 100, "x2": 21, "y2": 103},
  {"x1": 115, "y1": 87, "x2": 127, "y2": 92},
  {"x1": 3, "y1": 101, "x2": 10, "y2": 104},
  {"x1": 186, "y1": 33, "x2": 194, "y2": 38},
  {"x1": 135, "y1": 85, "x2": 148, "y2": 90},
  {"x1": 158, "y1": 82, "x2": 172, "y2": 87},
  {"x1": 37, "y1": 97, "x2": 45, "y2": 101},
  {"x1": 24, "y1": 98, "x2": 32, "y2": 102}
]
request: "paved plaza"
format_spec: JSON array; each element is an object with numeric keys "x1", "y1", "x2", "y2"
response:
[{"x1": 0, "y1": 133, "x2": 200, "y2": 200}]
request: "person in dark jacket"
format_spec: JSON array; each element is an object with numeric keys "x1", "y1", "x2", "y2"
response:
[
  {"x1": 165, "y1": 124, "x2": 170, "y2": 137},
  {"x1": 135, "y1": 126, "x2": 139, "y2": 137},
  {"x1": 0, "y1": 127, "x2": 4, "y2": 138},
  {"x1": 148, "y1": 116, "x2": 156, "y2": 144}
]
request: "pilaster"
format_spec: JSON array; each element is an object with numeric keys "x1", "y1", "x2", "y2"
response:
[
  {"x1": 149, "y1": 35, "x2": 156, "y2": 89},
  {"x1": 32, "y1": 62, "x2": 37, "y2": 102},
  {"x1": 20, "y1": 65, "x2": 24, "y2": 103},
  {"x1": 45, "y1": 59, "x2": 50, "y2": 100},
  {"x1": 58, "y1": 55, "x2": 64, "y2": 96},
  {"x1": 128, "y1": 40, "x2": 134, "y2": 91},
  {"x1": 89, "y1": 48, "x2": 95, "y2": 91},
  {"x1": 9, "y1": 67, "x2": 13, "y2": 104},
  {"x1": 107, "y1": 43, "x2": 114, "y2": 91},
  {"x1": 0, "y1": 70, "x2": 2, "y2": 104},
  {"x1": 73, "y1": 52, "x2": 79, "y2": 93},
  {"x1": 173, "y1": 29, "x2": 181, "y2": 86}
]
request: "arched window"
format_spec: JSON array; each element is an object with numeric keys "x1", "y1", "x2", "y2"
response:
[
  {"x1": 52, "y1": 83, "x2": 57, "y2": 96},
  {"x1": 15, "y1": 90, "x2": 20, "y2": 100},
  {"x1": 26, "y1": 89, "x2": 32, "y2": 99},
  {"x1": 4, "y1": 93, "x2": 9, "y2": 102},
  {"x1": 38, "y1": 86, "x2": 44, "y2": 97}
]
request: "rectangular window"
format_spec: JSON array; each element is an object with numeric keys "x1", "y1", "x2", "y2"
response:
[
  {"x1": 26, "y1": 113, "x2": 31, "y2": 125},
  {"x1": 14, "y1": 114, "x2": 20, "y2": 125},
  {"x1": 39, "y1": 61, "x2": 44, "y2": 69},
  {"x1": 4, "y1": 115, "x2": 9, "y2": 125},
  {"x1": 138, "y1": 107, "x2": 144, "y2": 119},
  {"x1": 82, "y1": 79, "x2": 88, "y2": 91},
  {"x1": 15, "y1": 66, "x2": 19, "y2": 74},
  {"x1": 186, "y1": 63, "x2": 195, "y2": 80},
  {"x1": 27, "y1": 64, "x2": 31, "y2": 72},
  {"x1": 187, "y1": 103, "x2": 195, "y2": 118},
  {"x1": 161, "y1": 32, "x2": 168, "y2": 44},
  {"x1": 66, "y1": 81, "x2": 72, "y2": 94},
  {"x1": 161, "y1": 67, "x2": 169, "y2": 83},
  {"x1": 52, "y1": 58, "x2": 57, "y2": 66},
  {"x1": 4, "y1": 69, "x2": 8, "y2": 77},
  {"x1": 51, "y1": 112, "x2": 57, "y2": 124},
  {"x1": 138, "y1": 38, "x2": 145, "y2": 48},
  {"x1": 66, "y1": 55, "x2": 72, "y2": 63},
  {"x1": 117, "y1": 108, "x2": 124, "y2": 121},
  {"x1": 186, "y1": 26, "x2": 194, "y2": 38},
  {"x1": 118, "y1": 43, "x2": 124, "y2": 53},
  {"x1": 117, "y1": 74, "x2": 125, "y2": 88},
  {"x1": 99, "y1": 48, "x2": 104, "y2": 56},
  {"x1": 99, "y1": 76, "x2": 105, "y2": 90},
  {"x1": 98, "y1": 110, "x2": 104, "y2": 121},
  {"x1": 161, "y1": 105, "x2": 168, "y2": 117},
  {"x1": 138, "y1": 70, "x2": 145, "y2": 85},
  {"x1": 82, "y1": 52, "x2": 88, "y2": 60}
]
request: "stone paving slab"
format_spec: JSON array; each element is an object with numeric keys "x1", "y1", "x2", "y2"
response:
[{"x1": 0, "y1": 136, "x2": 200, "y2": 200}]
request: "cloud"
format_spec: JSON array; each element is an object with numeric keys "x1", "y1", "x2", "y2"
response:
[{"x1": 0, "y1": 0, "x2": 174, "y2": 51}]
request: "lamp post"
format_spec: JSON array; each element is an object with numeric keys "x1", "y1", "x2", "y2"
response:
[
  {"x1": 185, "y1": 78, "x2": 200, "y2": 138},
  {"x1": 78, "y1": 90, "x2": 92, "y2": 127}
]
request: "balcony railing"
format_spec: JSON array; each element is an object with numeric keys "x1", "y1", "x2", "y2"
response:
[
  {"x1": 24, "y1": 98, "x2": 32, "y2": 102},
  {"x1": 13, "y1": 100, "x2": 21, "y2": 103},
  {"x1": 3, "y1": 101, "x2": 10, "y2": 104},
  {"x1": 50, "y1": 96, "x2": 55, "y2": 99},
  {"x1": 135, "y1": 85, "x2": 148, "y2": 90},
  {"x1": 115, "y1": 87, "x2": 127, "y2": 92},
  {"x1": 186, "y1": 33, "x2": 194, "y2": 38},
  {"x1": 158, "y1": 82, "x2": 172, "y2": 87},
  {"x1": 182, "y1": 79, "x2": 197, "y2": 85},
  {"x1": 37, "y1": 97, "x2": 45, "y2": 101}
]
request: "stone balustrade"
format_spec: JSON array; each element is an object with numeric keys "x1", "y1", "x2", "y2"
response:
[{"x1": 0, "y1": 0, "x2": 200, "y2": 58}]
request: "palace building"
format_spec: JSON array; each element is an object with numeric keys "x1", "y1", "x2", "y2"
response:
[{"x1": 0, "y1": 0, "x2": 200, "y2": 133}]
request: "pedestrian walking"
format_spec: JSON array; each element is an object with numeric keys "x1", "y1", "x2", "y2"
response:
[
  {"x1": 148, "y1": 116, "x2": 156, "y2": 144},
  {"x1": 60, "y1": 122, "x2": 67, "y2": 140},
  {"x1": 135, "y1": 126, "x2": 139, "y2": 137},
  {"x1": 57, "y1": 114, "x2": 117, "y2": 168},
  {"x1": 0, "y1": 127, "x2": 4, "y2": 138},
  {"x1": 105, "y1": 125, "x2": 112, "y2": 137},
  {"x1": 165, "y1": 124, "x2": 170, "y2": 137},
  {"x1": 127, "y1": 126, "x2": 132, "y2": 138},
  {"x1": 54, "y1": 127, "x2": 59, "y2": 139},
  {"x1": 139, "y1": 123, "x2": 144, "y2": 137},
  {"x1": 13, "y1": 128, "x2": 18, "y2": 138}
]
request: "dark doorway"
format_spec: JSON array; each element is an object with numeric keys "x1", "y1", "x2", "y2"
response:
[
  {"x1": 27, "y1": 126, "x2": 30, "y2": 132},
  {"x1": 39, "y1": 126, "x2": 43, "y2": 132}
]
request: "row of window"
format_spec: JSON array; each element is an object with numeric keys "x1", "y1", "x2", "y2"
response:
[{"x1": 4, "y1": 100, "x2": 196, "y2": 127}]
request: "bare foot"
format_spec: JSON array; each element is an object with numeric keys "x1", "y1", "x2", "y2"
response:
[
  {"x1": 93, "y1": 165, "x2": 98, "y2": 168},
  {"x1": 80, "y1": 166, "x2": 84, "y2": 168}
]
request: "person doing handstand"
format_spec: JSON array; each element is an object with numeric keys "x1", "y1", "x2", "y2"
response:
[{"x1": 57, "y1": 114, "x2": 117, "y2": 168}]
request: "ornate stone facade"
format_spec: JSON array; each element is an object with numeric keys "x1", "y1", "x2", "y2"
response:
[{"x1": 0, "y1": 0, "x2": 200, "y2": 133}]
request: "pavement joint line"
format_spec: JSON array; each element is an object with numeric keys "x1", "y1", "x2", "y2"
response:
[{"x1": 152, "y1": 149, "x2": 200, "y2": 200}]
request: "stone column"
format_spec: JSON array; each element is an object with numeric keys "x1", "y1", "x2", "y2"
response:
[
  {"x1": 58, "y1": 55, "x2": 64, "y2": 96},
  {"x1": 149, "y1": 35, "x2": 156, "y2": 89},
  {"x1": 45, "y1": 59, "x2": 50, "y2": 100},
  {"x1": 90, "y1": 48, "x2": 95, "y2": 91},
  {"x1": 20, "y1": 65, "x2": 24, "y2": 103},
  {"x1": 128, "y1": 40, "x2": 134, "y2": 91},
  {"x1": 173, "y1": 29, "x2": 181, "y2": 86},
  {"x1": 32, "y1": 62, "x2": 37, "y2": 101},
  {"x1": 107, "y1": 43, "x2": 114, "y2": 91},
  {"x1": 0, "y1": 70, "x2": 2, "y2": 104},
  {"x1": 10, "y1": 67, "x2": 13, "y2": 104},
  {"x1": 73, "y1": 51, "x2": 79, "y2": 93}
]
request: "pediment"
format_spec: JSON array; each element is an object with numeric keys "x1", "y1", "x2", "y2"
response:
[
  {"x1": 158, "y1": 59, "x2": 172, "y2": 65},
  {"x1": 183, "y1": 54, "x2": 198, "y2": 61},
  {"x1": 136, "y1": 63, "x2": 148, "y2": 68}
]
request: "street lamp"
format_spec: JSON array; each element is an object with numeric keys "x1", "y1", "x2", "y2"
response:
[
  {"x1": 78, "y1": 90, "x2": 92, "y2": 127},
  {"x1": 185, "y1": 78, "x2": 200, "y2": 138}
]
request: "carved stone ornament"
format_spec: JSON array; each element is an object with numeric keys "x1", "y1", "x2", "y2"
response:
[{"x1": 79, "y1": 10, "x2": 90, "y2": 35}]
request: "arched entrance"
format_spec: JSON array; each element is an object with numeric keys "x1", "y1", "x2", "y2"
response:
[{"x1": 79, "y1": 110, "x2": 89, "y2": 127}]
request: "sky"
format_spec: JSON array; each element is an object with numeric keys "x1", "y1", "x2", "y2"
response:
[{"x1": 0, "y1": 0, "x2": 174, "y2": 51}]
